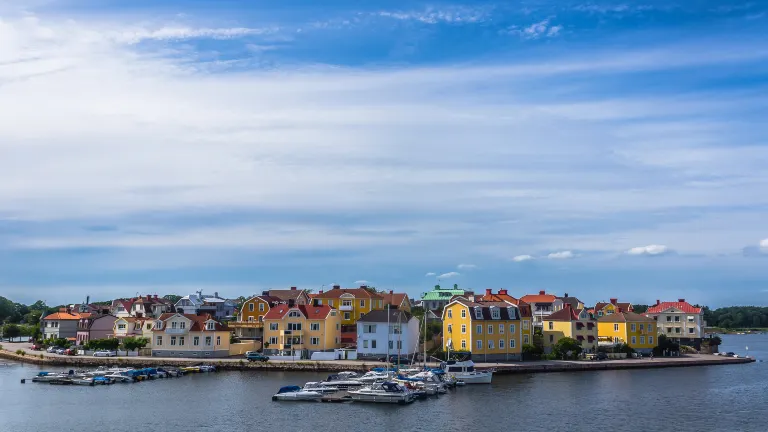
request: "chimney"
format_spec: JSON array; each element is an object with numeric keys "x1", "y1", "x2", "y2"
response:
[
  {"x1": 214, "y1": 292, "x2": 219, "y2": 298},
  {"x1": 499, "y1": 289, "x2": 507, "y2": 295},
  {"x1": 656, "y1": 299, "x2": 660, "y2": 306},
  {"x1": 564, "y1": 293, "x2": 569, "y2": 298},
  {"x1": 288, "y1": 299, "x2": 295, "y2": 307},
  {"x1": 485, "y1": 289, "x2": 492, "y2": 296},
  {"x1": 360, "y1": 285, "x2": 367, "y2": 289},
  {"x1": 333, "y1": 285, "x2": 341, "y2": 289},
  {"x1": 389, "y1": 290, "x2": 393, "y2": 294},
  {"x1": 539, "y1": 290, "x2": 545, "y2": 295},
  {"x1": 319, "y1": 290, "x2": 324, "y2": 294},
  {"x1": 678, "y1": 298, "x2": 685, "y2": 303},
  {"x1": 610, "y1": 298, "x2": 617, "y2": 305},
  {"x1": 290, "y1": 287, "x2": 297, "y2": 291},
  {"x1": 154, "y1": 295, "x2": 158, "y2": 299}
]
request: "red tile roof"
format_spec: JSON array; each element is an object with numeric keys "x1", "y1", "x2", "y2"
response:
[
  {"x1": 43, "y1": 312, "x2": 81, "y2": 320},
  {"x1": 545, "y1": 304, "x2": 583, "y2": 322},
  {"x1": 645, "y1": 300, "x2": 702, "y2": 314},
  {"x1": 597, "y1": 312, "x2": 654, "y2": 323},
  {"x1": 520, "y1": 291, "x2": 557, "y2": 304},
  {"x1": 263, "y1": 304, "x2": 335, "y2": 320},
  {"x1": 380, "y1": 291, "x2": 408, "y2": 308},
  {"x1": 157, "y1": 313, "x2": 226, "y2": 331},
  {"x1": 474, "y1": 291, "x2": 532, "y2": 318}
]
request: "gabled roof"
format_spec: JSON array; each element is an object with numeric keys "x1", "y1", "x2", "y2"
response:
[
  {"x1": 266, "y1": 288, "x2": 310, "y2": 302},
  {"x1": 43, "y1": 312, "x2": 81, "y2": 320},
  {"x1": 597, "y1": 311, "x2": 654, "y2": 323},
  {"x1": 421, "y1": 284, "x2": 468, "y2": 301},
  {"x1": 313, "y1": 287, "x2": 383, "y2": 299},
  {"x1": 380, "y1": 291, "x2": 409, "y2": 308},
  {"x1": 157, "y1": 313, "x2": 226, "y2": 331},
  {"x1": 595, "y1": 300, "x2": 633, "y2": 312},
  {"x1": 474, "y1": 290, "x2": 532, "y2": 318},
  {"x1": 263, "y1": 304, "x2": 335, "y2": 320},
  {"x1": 358, "y1": 309, "x2": 414, "y2": 323},
  {"x1": 446, "y1": 299, "x2": 520, "y2": 320},
  {"x1": 557, "y1": 295, "x2": 583, "y2": 309},
  {"x1": 546, "y1": 305, "x2": 593, "y2": 322},
  {"x1": 645, "y1": 300, "x2": 702, "y2": 314},
  {"x1": 520, "y1": 291, "x2": 557, "y2": 304}
]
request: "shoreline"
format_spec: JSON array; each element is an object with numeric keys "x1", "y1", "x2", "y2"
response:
[{"x1": 0, "y1": 349, "x2": 754, "y2": 374}]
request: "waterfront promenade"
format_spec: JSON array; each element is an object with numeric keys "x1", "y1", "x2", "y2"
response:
[{"x1": 0, "y1": 342, "x2": 754, "y2": 374}]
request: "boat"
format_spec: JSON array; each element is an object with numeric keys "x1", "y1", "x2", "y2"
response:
[
  {"x1": 199, "y1": 365, "x2": 216, "y2": 373},
  {"x1": 303, "y1": 382, "x2": 341, "y2": 393},
  {"x1": 440, "y1": 360, "x2": 493, "y2": 384},
  {"x1": 72, "y1": 377, "x2": 95, "y2": 386},
  {"x1": 31, "y1": 372, "x2": 69, "y2": 383},
  {"x1": 93, "y1": 376, "x2": 114, "y2": 385},
  {"x1": 348, "y1": 381, "x2": 415, "y2": 404},
  {"x1": 320, "y1": 374, "x2": 365, "y2": 389},
  {"x1": 271, "y1": 386, "x2": 323, "y2": 401},
  {"x1": 104, "y1": 373, "x2": 134, "y2": 383},
  {"x1": 356, "y1": 370, "x2": 395, "y2": 383},
  {"x1": 396, "y1": 371, "x2": 447, "y2": 394},
  {"x1": 180, "y1": 366, "x2": 200, "y2": 373}
]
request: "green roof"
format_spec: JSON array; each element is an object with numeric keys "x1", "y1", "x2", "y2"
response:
[{"x1": 421, "y1": 285, "x2": 467, "y2": 301}]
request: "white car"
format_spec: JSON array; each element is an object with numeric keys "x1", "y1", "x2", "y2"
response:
[
  {"x1": 55, "y1": 348, "x2": 67, "y2": 355},
  {"x1": 46, "y1": 346, "x2": 59, "y2": 353},
  {"x1": 93, "y1": 350, "x2": 117, "y2": 357}
]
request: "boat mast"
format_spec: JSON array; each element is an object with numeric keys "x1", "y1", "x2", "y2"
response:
[
  {"x1": 386, "y1": 303, "x2": 390, "y2": 375},
  {"x1": 423, "y1": 311, "x2": 427, "y2": 369}
]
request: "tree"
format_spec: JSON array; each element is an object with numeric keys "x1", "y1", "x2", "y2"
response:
[
  {"x1": 2, "y1": 324, "x2": 21, "y2": 341},
  {"x1": 163, "y1": 294, "x2": 182, "y2": 304},
  {"x1": 0, "y1": 296, "x2": 18, "y2": 323},
  {"x1": 122, "y1": 337, "x2": 149, "y2": 351},
  {"x1": 552, "y1": 337, "x2": 583, "y2": 360},
  {"x1": 631, "y1": 304, "x2": 649, "y2": 314},
  {"x1": 52, "y1": 337, "x2": 71, "y2": 348}
]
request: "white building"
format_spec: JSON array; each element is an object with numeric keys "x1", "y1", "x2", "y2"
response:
[
  {"x1": 644, "y1": 299, "x2": 706, "y2": 348},
  {"x1": 356, "y1": 309, "x2": 421, "y2": 357},
  {"x1": 174, "y1": 291, "x2": 236, "y2": 320}
]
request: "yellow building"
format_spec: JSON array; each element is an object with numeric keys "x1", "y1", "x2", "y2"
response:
[
  {"x1": 543, "y1": 304, "x2": 598, "y2": 353},
  {"x1": 150, "y1": 313, "x2": 231, "y2": 358},
  {"x1": 311, "y1": 285, "x2": 386, "y2": 346},
  {"x1": 442, "y1": 298, "x2": 523, "y2": 361},
  {"x1": 474, "y1": 289, "x2": 534, "y2": 346},
  {"x1": 263, "y1": 304, "x2": 341, "y2": 355},
  {"x1": 229, "y1": 295, "x2": 272, "y2": 340},
  {"x1": 593, "y1": 298, "x2": 633, "y2": 317},
  {"x1": 597, "y1": 311, "x2": 657, "y2": 354}
]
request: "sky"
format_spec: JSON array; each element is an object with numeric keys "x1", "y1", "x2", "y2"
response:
[{"x1": 1, "y1": 0, "x2": 767, "y2": 307}]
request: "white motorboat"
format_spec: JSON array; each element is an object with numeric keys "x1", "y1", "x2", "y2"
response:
[
  {"x1": 321, "y1": 374, "x2": 365, "y2": 389},
  {"x1": 400, "y1": 371, "x2": 447, "y2": 394},
  {"x1": 31, "y1": 372, "x2": 69, "y2": 382},
  {"x1": 104, "y1": 373, "x2": 134, "y2": 383},
  {"x1": 348, "y1": 381, "x2": 415, "y2": 404},
  {"x1": 356, "y1": 370, "x2": 395, "y2": 383},
  {"x1": 72, "y1": 377, "x2": 95, "y2": 386},
  {"x1": 303, "y1": 382, "x2": 341, "y2": 393},
  {"x1": 440, "y1": 360, "x2": 493, "y2": 384},
  {"x1": 272, "y1": 386, "x2": 323, "y2": 401}
]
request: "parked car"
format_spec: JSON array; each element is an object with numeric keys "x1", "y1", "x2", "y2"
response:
[
  {"x1": 31, "y1": 344, "x2": 43, "y2": 351},
  {"x1": 93, "y1": 350, "x2": 117, "y2": 357},
  {"x1": 388, "y1": 355, "x2": 413, "y2": 365},
  {"x1": 64, "y1": 348, "x2": 76, "y2": 356},
  {"x1": 245, "y1": 352, "x2": 269, "y2": 362},
  {"x1": 46, "y1": 346, "x2": 59, "y2": 353},
  {"x1": 357, "y1": 354, "x2": 387, "y2": 362},
  {"x1": 596, "y1": 352, "x2": 608, "y2": 361},
  {"x1": 55, "y1": 348, "x2": 67, "y2": 355}
]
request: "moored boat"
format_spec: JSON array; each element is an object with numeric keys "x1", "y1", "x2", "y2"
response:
[
  {"x1": 321, "y1": 374, "x2": 365, "y2": 390},
  {"x1": 272, "y1": 386, "x2": 323, "y2": 401},
  {"x1": 31, "y1": 372, "x2": 68, "y2": 383},
  {"x1": 440, "y1": 360, "x2": 492, "y2": 384},
  {"x1": 303, "y1": 382, "x2": 341, "y2": 393},
  {"x1": 348, "y1": 382, "x2": 415, "y2": 404}
]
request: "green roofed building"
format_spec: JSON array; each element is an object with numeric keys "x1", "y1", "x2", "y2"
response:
[{"x1": 420, "y1": 284, "x2": 473, "y2": 313}]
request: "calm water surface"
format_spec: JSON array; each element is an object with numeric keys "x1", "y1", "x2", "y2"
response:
[{"x1": 1, "y1": 334, "x2": 765, "y2": 432}]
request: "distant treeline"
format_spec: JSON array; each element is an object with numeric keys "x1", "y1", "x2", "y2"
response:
[{"x1": 703, "y1": 306, "x2": 768, "y2": 329}]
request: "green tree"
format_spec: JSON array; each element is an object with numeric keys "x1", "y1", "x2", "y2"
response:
[
  {"x1": 163, "y1": 294, "x2": 182, "y2": 303},
  {"x1": 2, "y1": 324, "x2": 21, "y2": 341},
  {"x1": 122, "y1": 337, "x2": 149, "y2": 351},
  {"x1": 552, "y1": 337, "x2": 583, "y2": 360},
  {"x1": 86, "y1": 338, "x2": 120, "y2": 351},
  {"x1": 631, "y1": 304, "x2": 649, "y2": 314},
  {"x1": 52, "y1": 337, "x2": 71, "y2": 348},
  {"x1": 0, "y1": 296, "x2": 18, "y2": 323}
]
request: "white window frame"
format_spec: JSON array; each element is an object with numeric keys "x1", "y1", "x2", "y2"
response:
[
  {"x1": 630, "y1": 323, "x2": 636, "y2": 332},
  {"x1": 487, "y1": 325, "x2": 493, "y2": 335},
  {"x1": 476, "y1": 340, "x2": 482, "y2": 350},
  {"x1": 499, "y1": 339, "x2": 504, "y2": 349},
  {"x1": 311, "y1": 323, "x2": 320, "y2": 331},
  {"x1": 614, "y1": 324, "x2": 619, "y2": 332},
  {"x1": 510, "y1": 339, "x2": 516, "y2": 349},
  {"x1": 474, "y1": 308, "x2": 483, "y2": 319},
  {"x1": 156, "y1": 336, "x2": 162, "y2": 346},
  {"x1": 311, "y1": 337, "x2": 319, "y2": 345},
  {"x1": 476, "y1": 325, "x2": 482, "y2": 334},
  {"x1": 461, "y1": 324, "x2": 466, "y2": 334},
  {"x1": 194, "y1": 336, "x2": 200, "y2": 346},
  {"x1": 631, "y1": 336, "x2": 637, "y2": 344},
  {"x1": 259, "y1": 303, "x2": 265, "y2": 312},
  {"x1": 649, "y1": 336, "x2": 654, "y2": 345},
  {"x1": 488, "y1": 340, "x2": 494, "y2": 349},
  {"x1": 461, "y1": 339, "x2": 466, "y2": 349},
  {"x1": 269, "y1": 323, "x2": 278, "y2": 331},
  {"x1": 461, "y1": 309, "x2": 466, "y2": 318},
  {"x1": 499, "y1": 324, "x2": 504, "y2": 334},
  {"x1": 510, "y1": 324, "x2": 516, "y2": 334},
  {"x1": 249, "y1": 303, "x2": 254, "y2": 312},
  {"x1": 448, "y1": 310, "x2": 452, "y2": 318}
]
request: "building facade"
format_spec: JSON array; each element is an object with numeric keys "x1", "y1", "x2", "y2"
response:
[
  {"x1": 520, "y1": 291, "x2": 558, "y2": 327},
  {"x1": 262, "y1": 304, "x2": 341, "y2": 356},
  {"x1": 312, "y1": 285, "x2": 384, "y2": 346},
  {"x1": 442, "y1": 298, "x2": 523, "y2": 361},
  {"x1": 543, "y1": 305, "x2": 598, "y2": 354},
  {"x1": 356, "y1": 310, "x2": 420, "y2": 357},
  {"x1": 150, "y1": 313, "x2": 230, "y2": 358},
  {"x1": 42, "y1": 310, "x2": 81, "y2": 341},
  {"x1": 593, "y1": 299, "x2": 634, "y2": 317},
  {"x1": 174, "y1": 292, "x2": 236, "y2": 320},
  {"x1": 420, "y1": 284, "x2": 471, "y2": 312},
  {"x1": 474, "y1": 289, "x2": 533, "y2": 346},
  {"x1": 644, "y1": 299, "x2": 705, "y2": 348},
  {"x1": 76, "y1": 314, "x2": 117, "y2": 345},
  {"x1": 229, "y1": 295, "x2": 275, "y2": 340},
  {"x1": 597, "y1": 311, "x2": 657, "y2": 354}
]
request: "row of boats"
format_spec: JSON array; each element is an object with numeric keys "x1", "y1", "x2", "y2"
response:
[
  {"x1": 273, "y1": 359, "x2": 492, "y2": 404},
  {"x1": 27, "y1": 364, "x2": 217, "y2": 386}
]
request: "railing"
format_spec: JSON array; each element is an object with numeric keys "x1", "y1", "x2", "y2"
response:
[
  {"x1": 165, "y1": 328, "x2": 187, "y2": 335},
  {"x1": 227, "y1": 322, "x2": 263, "y2": 328},
  {"x1": 339, "y1": 305, "x2": 353, "y2": 311}
]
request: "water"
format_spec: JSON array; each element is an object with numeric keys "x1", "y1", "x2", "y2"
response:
[{"x1": 1, "y1": 334, "x2": 765, "y2": 432}]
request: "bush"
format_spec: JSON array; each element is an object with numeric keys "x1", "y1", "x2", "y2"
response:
[
  {"x1": 552, "y1": 337, "x2": 583, "y2": 360},
  {"x1": 15, "y1": 349, "x2": 25, "y2": 356}
]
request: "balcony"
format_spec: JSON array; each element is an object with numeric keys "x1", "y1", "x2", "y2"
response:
[
  {"x1": 339, "y1": 304, "x2": 353, "y2": 311},
  {"x1": 165, "y1": 328, "x2": 187, "y2": 335},
  {"x1": 227, "y1": 321, "x2": 263, "y2": 328}
]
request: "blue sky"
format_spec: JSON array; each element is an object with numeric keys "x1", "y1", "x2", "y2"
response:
[{"x1": 1, "y1": 0, "x2": 767, "y2": 307}]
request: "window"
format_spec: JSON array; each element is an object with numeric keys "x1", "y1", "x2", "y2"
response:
[
  {"x1": 510, "y1": 324, "x2": 516, "y2": 334},
  {"x1": 640, "y1": 324, "x2": 644, "y2": 331},
  {"x1": 344, "y1": 312, "x2": 351, "y2": 320},
  {"x1": 288, "y1": 311, "x2": 301, "y2": 318},
  {"x1": 259, "y1": 303, "x2": 265, "y2": 312},
  {"x1": 524, "y1": 334, "x2": 530, "y2": 344},
  {"x1": 170, "y1": 336, "x2": 177, "y2": 346},
  {"x1": 523, "y1": 320, "x2": 529, "y2": 330},
  {"x1": 269, "y1": 337, "x2": 277, "y2": 345},
  {"x1": 360, "y1": 299, "x2": 365, "y2": 307},
  {"x1": 156, "y1": 336, "x2": 162, "y2": 346},
  {"x1": 549, "y1": 335, "x2": 554, "y2": 343},
  {"x1": 172, "y1": 322, "x2": 177, "y2": 329},
  {"x1": 674, "y1": 316, "x2": 680, "y2": 322},
  {"x1": 476, "y1": 325, "x2": 482, "y2": 334},
  {"x1": 491, "y1": 308, "x2": 500, "y2": 319},
  {"x1": 667, "y1": 328, "x2": 672, "y2": 333},
  {"x1": 371, "y1": 340, "x2": 377, "y2": 349},
  {"x1": 216, "y1": 336, "x2": 221, "y2": 346},
  {"x1": 269, "y1": 323, "x2": 278, "y2": 331},
  {"x1": 499, "y1": 324, "x2": 505, "y2": 334},
  {"x1": 363, "y1": 340, "x2": 370, "y2": 349},
  {"x1": 342, "y1": 300, "x2": 352, "y2": 307},
  {"x1": 248, "y1": 316, "x2": 254, "y2": 322},
  {"x1": 614, "y1": 324, "x2": 619, "y2": 332},
  {"x1": 249, "y1": 303, "x2": 254, "y2": 312},
  {"x1": 316, "y1": 299, "x2": 322, "y2": 305},
  {"x1": 205, "y1": 336, "x2": 212, "y2": 346},
  {"x1": 397, "y1": 341, "x2": 402, "y2": 350},
  {"x1": 311, "y1": 323, "x2": 320, "y2": 331},
  {"x1": 288, "y1": 323, "x2": 302, "y2": 331},
  {"x1": 688, "y1": 328, "x2": 695, "y2": 334},
  {"x1": 640, "y1": 336, "x2": 645, "y2": 344},
  {"x1": 206, "y1": 322, "x2": 215, "y2": 330},
  {"x1": 548, "y1": 322, "x2": 553, "y2": 330},
  {"x1": 117, "y1": 324, "x2": 126, "y2": 330},
  {"x1": 448, "y1": 310, "x2": 453, "y2": 318},
  {"x1": 648, "y1": 324, "x2": 653, "y2": 332},
  {"x1": 666, "y1": 316, "x2": 672, "y2": 322},
  {"x1": 488, "y1": 325, "x2": 493, "y2": 335},
  {"x1": 389, "y1": 341, "x2": 394, "y2": 349},
  {"x1": 461, "y1": 309, "x2": 466, "y2": 318},
  {"x1": 447, "y1": 324, "x2": 453, "y2": 333},
  {"x1": 329, "y1": 300, "x2": 334, "y2": 307},
  {"x1": 180, "y1": 322, "x2": 186, "y2": 329},
  {"x1": 461, "y1": 324, "x2": 466, "y2": 334},
  {"x1": 311, "y1": 337, "x2": 319, "y2": 345},
  {"x1": 649, "y1": 336, "x2": 654, "y2": 345},
  {"x1": 675, "y1": 328, "x2": 681, "y2": 334},
  {"x1": 598, "y1": 311, "x2": 603, "y2": 317},
  {"x1": 474, "y1": 308, "x2": 483, "y2": 319},
  {"x1": 687, "y1": 316, "x2": 695, "y2": 322},
  {"x1": 194, "y1": 336, "x2": 199, "y2": 346},
  {"x1": 179, "y1": 336, "x2": 185, "y2": 346},
  {"x1": 499, "y1": 339, "x2": 505, "y2": 349},
  {"x1": 631, "y1": 323, "x2": 636, "y2": 332},
  {"x1": 631, "y1": 336, "x2": 637, "y2": 344},
  {"x1": 461, "y1": 339, "x2": 466, "y2": 349},
  {"x1": 510, "y1": 339, "x2": 516, "y2": 349},
  {"x1": 488, "y1": 340, "x2": 494, "y2": 349},
  {"x1": 477, "y1": 340, "x2": 482, "y2": 350}
]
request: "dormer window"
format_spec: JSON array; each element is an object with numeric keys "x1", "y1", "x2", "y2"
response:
[
  {"x1": 490, "y1": 308, "x2": 500, "y2": 319},
  {"x1": 474, "y1": 307, "x2": 483, "y2": 320},
  {"x1": 155, "y1": 321, "x2": 162, "y2": 330},
  {"x1": 507, "y1": 307, "x2": 515, "y2": 319},
  {"x1": 206, "y1": 322, "x2": 215, "y2": 330},
  {"x1": 288, "y1": 311, "x2": 301, "y2": 318}
]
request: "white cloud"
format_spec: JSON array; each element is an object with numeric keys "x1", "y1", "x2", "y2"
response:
[
  {"x1": 548, "y1": 251, "x2": 575, "y2": 259},
  {"x1": 425, "y1": 272, "x2": 436, "y2": 277},
  {"x1": 626, "y1": 244, "x2": 670, "y2": 256},
  {"x1": 438, "y1": 272, "x2": 460, "y2": 279},
  {"x1": 760, "y1": 239, "x2": 768, "y2": 249},
  {"x1": 376, "y1": 7, "x2": 488, "y2": 24},
  {"x1": 457, "y1": 263, "x2": 477, "y2": 270},
  {"x1": 110, "y1": 26, "x2": 274, "y2": 44},
  {"x1": 505, "y1": 18, "x2": 562, "y2": 40},
  {"x1": 354, "y1": 280, "x2": 370, "y2": 285},
  {"x1": 512, "y1": 255, "x2": 534, "y2": 262}
]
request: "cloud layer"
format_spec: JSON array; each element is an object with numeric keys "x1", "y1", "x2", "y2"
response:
[
  {"x1": 512, "y1": 255, "x2": 534, "y2": 262},
  {"x1": 626, "y1": 245, "x2": 670, "y2": 256}
]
